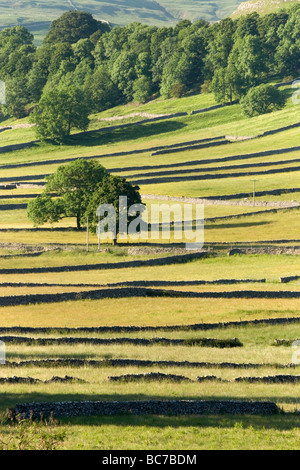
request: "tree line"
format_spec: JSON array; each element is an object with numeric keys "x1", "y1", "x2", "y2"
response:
[{"x1": 0, "y1": 8, "x2": 299, "y2": 141}]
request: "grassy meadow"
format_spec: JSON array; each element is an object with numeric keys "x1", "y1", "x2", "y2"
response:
[{"x1": 0, "y1": 81, "x2": 299, "y2": 449}]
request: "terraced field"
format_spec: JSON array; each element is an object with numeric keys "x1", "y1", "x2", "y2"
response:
[{"x1": 0, "y1": 81, "x2": 299, "y2": 449}]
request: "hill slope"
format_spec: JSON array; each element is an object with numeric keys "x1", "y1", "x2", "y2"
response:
[
  {"x1": 232, "y1": 0, "x2": 300, "y2": 17},
  {"x1": 0, "y1": 0, "x2": 243, "y2": 41}
]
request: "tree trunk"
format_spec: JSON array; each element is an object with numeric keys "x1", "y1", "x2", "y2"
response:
[{"x1": 76, "y1": 213, "x2": 81, "y2": 230}]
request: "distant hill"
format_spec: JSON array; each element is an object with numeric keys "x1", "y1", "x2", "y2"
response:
[
  {"x1": 0, "y1": 1, "x2": 244, "y2": 43},
  {"x1": 1, "y1": 0, "x2": 298, "y2": 44},
  {"x1": 232, "y1": 0, "x2": 300, "y2": 17}
]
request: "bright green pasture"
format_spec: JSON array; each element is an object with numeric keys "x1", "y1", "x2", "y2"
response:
[
  {"x1": 1, "y1": 320, "x2": 300, "y2": 449},
  {"x1": 0, "y1": 252, "x2": 298, "y2": 280},
  {"x1": 0, "y1": 206, "x2": 299, "y2": 243},
  {"x1": 0, "y1": 89, "x2": 299, "y2": 171},
  {"x1": 0, "y1": 296, "x2": 299, "y2": 327},
  {"x1": 2, "y1": 413, "x2": 300, "y2": 450}
]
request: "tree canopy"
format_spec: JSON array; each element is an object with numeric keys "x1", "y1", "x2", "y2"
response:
[
  {"x1": 240, "y1": 84, "x2": 286, "y2": 117},
  {"x1": 27, "y1": 160, "x2": 108, "y2": 230},
  {"x1": 44, "y1": 11, "x2": 111, "y2": 45},
  {"x1": 0, "y1": 7, "x2": 299, "y2": 122},
  {"x1": 86, "y1": 174, "x2": 143, "y2": 237},
  {"x1": 30, "y1": 85, "x2": 91, "y2": 143},
  {"x1": 27, "y1": 160, "x2": 142, "y2": 237}
]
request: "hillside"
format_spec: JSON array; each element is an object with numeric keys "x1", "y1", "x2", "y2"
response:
[
  {"x1": 1, "y1": 81, "x2": 300, "y2": 449},
  {"x1": 0, "y1": 0, "x2": 298, "y2": 43},
  {"x1": 232, "y1": 0, "x2": 300, "y2": 17},
  {"x1": 0, "y1": 0, "x2": 243, "y2": 42},
  {"x1": 0, "y1": 2, "x2": 299, "y2": 452}
]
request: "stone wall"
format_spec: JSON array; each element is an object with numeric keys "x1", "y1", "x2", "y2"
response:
[
  {"x1": 0, "y1": 287, "x2": 299, "y2": 308},
  {"x1": 13, "y1": 399, "x2": 280, "y2": 418}
]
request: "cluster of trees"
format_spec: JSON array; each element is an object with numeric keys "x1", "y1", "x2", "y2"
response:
[
  {"x1": 27, "y1": 159, "x2": 142, "y2": 233},
  {"x1": 0, "y1": 7, "x2": 299, "y2": 140}
]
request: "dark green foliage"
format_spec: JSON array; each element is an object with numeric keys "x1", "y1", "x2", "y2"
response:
[
  {"x1": 110, "y1": 50, "x2": 138, "y2": 101},
  {"x1": 183, "y1": 338, "x2": 243, "y2": 348},
  {"x1": 1, "y1": 7, "x2": 299, "y2": 120},
  {"x1": 4, "y1": 77, "x2": 30, "y2": 118},
  {"x1": 86, "y1": 174, "x2": 142, "y2": 236},
  {"x1": 206, "y1": 18, "x2": 235, "y2": 73},
  {"x1": 275, "y1": 7, "x2": 300, "y2": 76},
  {"x1": 0, "y1": 26, "x2": 34, "y2": 55},
  {"x1": 169, "y1": 83, "x2": 187, "y2": 98},
  {"x1": 240, "y1": 84, "x2": 286, "y2": 117},
  {"x1": 30, "y1": 86, "x2": 91, "y2": 143},
  {"x1": 84, "y1": 66, "x2": 120, "y2": 112},
  {"x1": 234, "y1": 12, "x2": 260, "y2": 39},
  {"x1": 44, "y1": 11, "x2": 110, "y2": 45},
  {"x1": 27, "y1": 195, "x2": 65, "y2": 227},
  {"x1": 27, "y1": 160, "x2": 108, "y2": 230},
  {"x1": 133, "y1": 76, "x2": 153, "y2": 103}
]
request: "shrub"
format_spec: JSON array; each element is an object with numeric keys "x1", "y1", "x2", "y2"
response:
[
  {"x1": 282, "y1": 76, "x2": 294, "y2": 83},
  {"x1": 201, "y1": 80, "x2": 211, "y2": 94},
  {"x1": 240, "y1": 84, "x2": 286, "y2": 117},
  {"x1": 0, "y1": 411, "x2": 66, "y2": 450},
  {"x1": 169, "y1": 83, "x2": 187, "y2": 98}
]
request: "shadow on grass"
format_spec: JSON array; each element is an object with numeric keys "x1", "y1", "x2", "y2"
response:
[
  {"x1": 65, "y1": 121, "x2": 186, "y2": 148},
  {"x1": 282, "y1": 88, "x2": 295, "y2": 101},
  {"x1": 205, "y1": 221, "x2": 271, "y2": 229}
]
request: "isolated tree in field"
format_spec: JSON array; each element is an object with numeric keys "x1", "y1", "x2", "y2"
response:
[
  {"x1": 30, "y1": 85, "x2": 90, "y2": 143},
  {"x1": 240, "y1": 84, "x2": 286, "y2": 117},
  {"x1": 85, "y1": 174, "x2": 143, "y2": 240},
  {"x1": 27, "y1": 160, "x2": 108, "y2": 230}
]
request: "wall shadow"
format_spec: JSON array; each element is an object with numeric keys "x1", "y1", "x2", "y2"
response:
[{"x1": 65, "y1": 121, "x2": 186, "y2": 148}]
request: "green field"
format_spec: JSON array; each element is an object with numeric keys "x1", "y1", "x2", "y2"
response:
[{"x1": 0, "y1": 73, "x2": 299, "y2": 449}]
